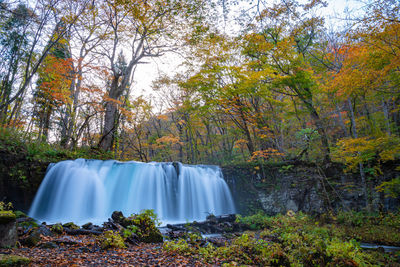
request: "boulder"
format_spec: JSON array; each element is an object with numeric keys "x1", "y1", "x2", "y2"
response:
[
  {"x1": 50, "y1": 223, "x2": 63, "y2": 234},
  {"x1": 111, "y1": 211, "x2": 125, "y2": 224},
  {"x1": 82, "y1": 222, "x2": 93, "y2": 230},
  {"x1": 62, "y1": 222, "x2": 79, "y2": 230},
  {"x1": 20, "y1": 229, "x2": 41, "y2": 247},
  {"x1": 0, "y1": 211, "x2": 17, "y2": 248},
  {"x1": 36, "y1": 225, "x2": 53, "y2": 237}
]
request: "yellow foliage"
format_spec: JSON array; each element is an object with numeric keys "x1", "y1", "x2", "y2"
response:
[
  {"x1": 333, "y1": 135, "x2": 400, "y2": 173},
  {"x1": 156, "y1": 134, "x2": 183, "y2": 146},
  {"x1": 249, "y1": 149, "x2": 284, "y2": 162}
]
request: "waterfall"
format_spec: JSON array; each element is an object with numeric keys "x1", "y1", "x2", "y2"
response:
[{"x1": 28, "y1": 159, "x2": 235, "y2": 225}]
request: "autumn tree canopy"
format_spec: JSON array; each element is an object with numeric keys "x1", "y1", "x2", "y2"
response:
[{"x1": 0, "y1": 0, "x2": 399, "y2": 184}]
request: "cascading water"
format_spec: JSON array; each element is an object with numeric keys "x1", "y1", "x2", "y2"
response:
[{"x1": 29, "y1": 159, "x2": 235, "y2": 225}]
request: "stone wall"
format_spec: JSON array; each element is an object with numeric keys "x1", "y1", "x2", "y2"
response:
[
  {"x1": 222, "y1": 161, "x2": 400, "y2": 216},
  {"x1": 0, "y1": 150, "x2": 49, "y2": 212}
]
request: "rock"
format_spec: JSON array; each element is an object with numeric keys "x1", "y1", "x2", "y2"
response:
[
  {"x1": 50, "y1": 223, "x2": 63, "y2": 234},
  {"x1": 111, "y1": 211, "x2": 125, "y2": 223},
  {"x1": 16, "y1": 217, "x2": 35, "y2": 224},
  {"x1": 64, "y1": 228, "x2": 102, "y2": 235},
  {"x1": 20, "y1": 230, "x2": 41, "y2": 247},
  {"x1": 215, "y1": 214, "x2": 236, "y2": 223},
  {"x1": 168, "y1": 230, "x2": 186, "y2": 239},
  {"x1": 36, "y1": 225, "x2": 53, "y2": 237},
  {"x1": 82, "y1": 222, "x2": 93, "y2": 230},
  {"x1": 0, "y1": 222, "x2": 17, "y2": 248},
  {"x1": 206, "y1": 214, "x2": 217, "y2": 223},
  {"x1": 0, "y1": 211, "x2": 17, "y2": 248},
  {"x1": 166, "y1": 224, "x2": 183, "y2": 231},
  {"x1": 141, "y1": 229, "x2": 163, "y2": 243},
  {"x1": 16, "y1": 216, "x2": 39, "y2": 234},
  {"x1": 62, "y1": 222, "x2": 79, "y2": 230},
  {"x1": 39, "y1": 242, "x2": 58, "y2": 249},
  {"x1": 0, "y1": 211, "x2": 16, "y2": 224},
  {"x1": 125, "y1": 234, "x2": 139, "y2": 245},
  {"x1": 0, "y1": 254, "x2": 31, "y2": 266},
  {"x1": 92, "y1": 225, "x2": 103, "y2": 232}
]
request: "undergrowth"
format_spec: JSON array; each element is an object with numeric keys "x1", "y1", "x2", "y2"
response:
[
  {"x1": 164, "y1": 211, "x2": 400, "y2": 266},
  {"x1": 0, "y1": 126, "x2": 112, "y2": 163}
]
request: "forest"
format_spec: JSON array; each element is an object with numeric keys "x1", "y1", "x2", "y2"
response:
[
  {"x1": 0, "y1": 0, "x2": 400, "y2": 266},
  {"x1": 1, "y1": 0, "x2": 399, "y2": 165}
]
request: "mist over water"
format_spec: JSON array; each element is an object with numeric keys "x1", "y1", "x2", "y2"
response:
[{"x1": 29, "y1": 159, "x2": 235, "y2": 225}]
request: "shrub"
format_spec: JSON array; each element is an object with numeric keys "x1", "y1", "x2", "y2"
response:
[
  {"x1": 98, "y1": 230, "x2": 126, "y2": 250},
  {"x1": 124, "y1": 209, "x2": 163, "y2": 243}
]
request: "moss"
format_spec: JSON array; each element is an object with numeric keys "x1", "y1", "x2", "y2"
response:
[
  {"x1": 18, "y1": 219, "x2": 38, "y2": 229},
  {"x1": 62, "y1": 222, "x2": 79, "y2": 230},
  {"x1": 50, "y1": 223, "x2": 63, "y2": 234},
  {"x1": 0, "y1": 254, "x2": 31, "y2": 266},
  {"x1": 0, "y1": 211, "x2": 16, "y2": 224},
  {"x1": 13, "y1": 211, "x2": 27, "y2": 219}
]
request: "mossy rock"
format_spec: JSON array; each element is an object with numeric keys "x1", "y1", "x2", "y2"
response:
[
  {"x1": 0, "y1": 254, "x2": 30, "y2": 266},
  {"x1": 0, "y1": 211, "x2": 16, "y2": 224},
  {"x1": 20, "y1": 230, "x2": 41, "y2": 247},
  {"x1": 50, "y1": 223, "x2": 63, "y2": 234},
  {"x1": 62, "y1": 222, "x2": 79, "y2": 230},
  {"x1": 82, "y1": 222, "x2": 93, "y2": 230},
  {"x1": 18, "y1": 219, "x2": 38, "y2": 229},
  {"x1": 141, "y1": 229, "x2": 163, "y2": 243}
]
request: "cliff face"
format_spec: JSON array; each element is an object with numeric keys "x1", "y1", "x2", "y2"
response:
[
  {"x1": 222, "y1": 162, "x2": 400, "y2": 216},
  {"x1": 0, "y1": 149, "x2": 50, "y2": 212}
]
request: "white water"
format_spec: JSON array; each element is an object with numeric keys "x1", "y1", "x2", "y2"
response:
[{"x1": 28, "y1": 159, "x2": 235, "y2": 225}]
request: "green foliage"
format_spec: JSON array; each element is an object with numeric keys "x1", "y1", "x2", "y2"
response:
[
  {"x1": 124, "y1": 209, "x2": 163, "y2": 243},
  {"x1": 163, "y1": 239, "x2": 193, "y2": 256},
  {"x1": 97, "y1": 230, "x2": 126, "y2": 250},
  {"x1": 0, "y1": 202, "x2": 16, "y2": 224},
  {"x1": 164, "y1": 232, "x2": 293, "y2": 266},
  {"x1": 18, "y1": 220, "x2": 38, "y2": 229},
  {"x1": 0, "y1": 127, "x2": 112, "y2": 163},
  {"x1": 122, "y1": 225, "x2": 139, "y2": 239},
  {"x1": 0, "y1": 202, "x2": 13, "y2": 211},
  {"x1": 334, "y1": 211, "x2": 400, "y2": 245},
  {"x1": 13, "y1": 210, "x2": 27, "y2": 219},
  {"x1": 165, "y1": 212, "x2": 387, "y2": 266},
  {"x1": 235, "y1": 211, "x2": 272, "y2": 230},
  {"x1": 376, "y1": 177, "x2": 400, "y2": 198},
  {"x1": 333, "y1": 135, "x2": 400, "y2": 174}
]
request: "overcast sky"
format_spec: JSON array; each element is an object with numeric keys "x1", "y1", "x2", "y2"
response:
[{"x1": 132, "y1": 0, "x2": 362, "y2": 103}]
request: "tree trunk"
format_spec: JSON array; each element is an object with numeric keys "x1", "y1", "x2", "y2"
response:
[
  {"x1": 347, "y1": 97, "x2": 369, "y2": 210},
  {"x1": 300, "y1": 93, "x2": 330, "y2": 163},
  {"x1": 99, "y1": 99, "x2": 119, "y2": 151}
]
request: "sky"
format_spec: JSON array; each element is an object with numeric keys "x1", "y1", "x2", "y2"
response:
[{"x1": 131, "y1": 0, "x2": 363, "y2": 104}]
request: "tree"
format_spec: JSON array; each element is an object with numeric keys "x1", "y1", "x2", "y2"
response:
[
  {"x1": 97, "y1": 0, "x2": 206, "y2": 151},
  {"x1": 0, "y1": 0, "x2": 92, "y2": 126},
  {"x1": 241, "y1": 0, "x2": 331, "y2": 163}
]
